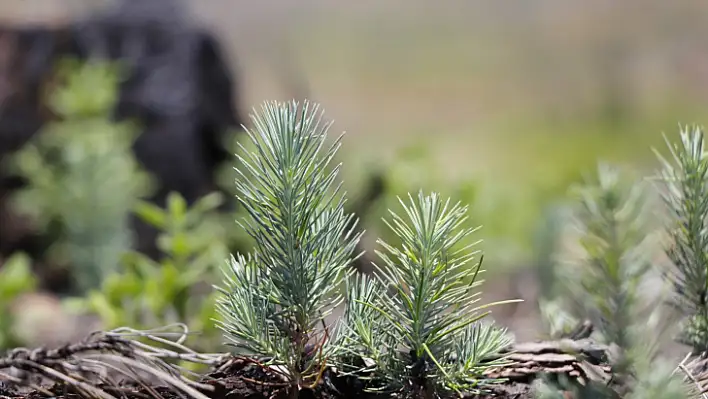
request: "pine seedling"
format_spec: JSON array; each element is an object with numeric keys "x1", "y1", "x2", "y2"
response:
[
  {"x1": 568, "y1": 163, "x2": 655, "y2": 362},
  {"x1": 652, "y1": 126, "x2": 708, "y2": 397},
  {"x1": 214, "y1": 101, "x2": 362, "y2": 395},
  {"x1": 654, "y1": 126, "x2": 708, "y2": 354},
  {"x1": 537, "y1": 163, "x2": 687, "y2": 398},
  {"x1": 338, "y1": 191, "x2": 518, "y2": 398}
]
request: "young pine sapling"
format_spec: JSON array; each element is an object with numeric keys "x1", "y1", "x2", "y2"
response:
[
  {"x1": 536, "y1": 162, "x2": 687, "y2": 398},
  {"x1": 654, "y1": 126, "x2": 708, "y2": 396},
  {"x1": 214, "y1": 101, "x2": 362, "y2": 395},
  {"x1": 336, "y1": 192, "x2": 519, "y2": 398},
  {"x1": 655, "y1": 126, "x2": 708, "y2": 354}
]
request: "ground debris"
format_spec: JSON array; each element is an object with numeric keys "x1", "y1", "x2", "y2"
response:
[
  {"x1": 484, "y1": 338, "x2": 613, "y2": 388},
  {"x1": 0, "y1": 329, "x2": 615, "y2": 399}
]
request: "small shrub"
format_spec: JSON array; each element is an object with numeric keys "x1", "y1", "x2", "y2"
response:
[
  {"x1": 8, "y1": 58, "x2": 151, "y2": 294},
  {"x1": 64, "y1": 191, "x2": 228, "y2": 352}
]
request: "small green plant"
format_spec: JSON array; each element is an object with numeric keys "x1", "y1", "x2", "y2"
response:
[
  {"x1": 654, "y1": 126, "x2": 708, "y2": 354},
  {"x1": 215, "y1": 101, "x2": 363, "y2": 395},
  {"x1": 215, "y1": 100, "x2": 519, "y2": 398},
  {"x1": 0, "y1": 253, "x2": 37, "y2": 350},
  {"x1": 651, "y1": 126, "x2": 708, "y2": 397},
  {"x1": 8, "y1": 58, "x2": 151, "y2": 294},
  {"x1": 335, "y1": 192, "x2": 518, "y2": 398},
  {"x1": 537, "y1": 163, "x2": 687, "y2": 398},
  {"x1": 64, "y1": 191, "x2": 228, "y2": 351}
]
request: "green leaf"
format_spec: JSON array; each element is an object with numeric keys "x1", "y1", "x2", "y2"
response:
[
  {"x1": 133, "y1": 200, "x2": 167, "y2": 229},
  {"x1": 120, "y1": 251, "x2": 159, "y2": 278},
  {"x1": 87, "y1": 291, "x2": 123, "y2": 328},
  {"x1": 0, "y1": 253, "x2": 37, "y2": 303},
  {"x1": 102, "y1": 272, "x2": 143, "y2": 306},
  {"x1": 171, "y1": 232, "x2": 191, "y2": 259},
  {"x1": 167, "y1": 192, "x2": 188, "y2": 227},
  {"x1": 189, "y1": 192, "x2": 225, "y2": 217},
  {"x1": 145, "y1": 263, "x2": 181, "y2": 316}
]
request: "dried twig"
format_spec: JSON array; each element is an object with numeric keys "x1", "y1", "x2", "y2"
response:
[
  {"x1": 0, "y1": 324, "x2": 228, "y2": 399},
  {"x1": 675, "y1": 351, "x2": 708, "y2": 399},
  {"x1": 0, "y1": 324, "x2": 623, "y2": 399},
  {"x1": 484, "y1": 338, "x2": 613, "y2": 387}
]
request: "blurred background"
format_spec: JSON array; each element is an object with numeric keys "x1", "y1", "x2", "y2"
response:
[{"x1": 1, "y1": 0, "x2": 707, "y2": 351}]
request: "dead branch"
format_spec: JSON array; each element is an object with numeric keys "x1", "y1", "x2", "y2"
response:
[{"x1": 486, "y1": 338, "x2": 612, "y2": 383}]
